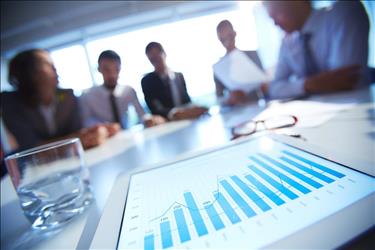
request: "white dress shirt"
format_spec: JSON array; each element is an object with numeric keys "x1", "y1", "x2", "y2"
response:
[
  {"x1": 80, "y1": 85, "x2": 145, "y2": 128},
  {"x1": 38, "y1": 99, "x2": 57, "y2": 135},
  {"x1": 269, "y1": 1, "x2": 369, "y2": 99}
]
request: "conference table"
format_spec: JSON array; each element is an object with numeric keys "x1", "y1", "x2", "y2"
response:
[{"x1": 1, "y1": 87, "x2": 374, "y2": 249}]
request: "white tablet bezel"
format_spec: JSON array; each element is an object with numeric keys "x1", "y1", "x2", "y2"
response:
[{"x1": 89, "y1": 133, "x2": 374, "y2": 249}]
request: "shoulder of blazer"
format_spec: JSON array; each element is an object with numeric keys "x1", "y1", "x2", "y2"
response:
[
  {"x1": 243, "y1": 50, "x2": 263, "y2": 69},
  {"x1": 1, "y1": 91, "x2": 18, "y2": 100},
  {"x1": 57, "y1": 88, "x2": 74, "y2": 95},
  {"x1": 142, "y1": 72, "x2": 158, "y2": 86},
  {"x1": 142, "y1": 72, "x2": 166, "y2": 92},
  {"x1": 175, "y1": 72, "x2": 185, "y2": 82},
  {"x1": 56, "y1": 88, "x2": 76, "y2": 103},
  {"x1": 142, "y1": 72, "x2": 158, "y2": 82},
  {"x1": 243, "y1": 50, "x2": 259, "y2": 61},
  {"x1": 1, "y1": 91, "x2": 22, "y2": 108}
]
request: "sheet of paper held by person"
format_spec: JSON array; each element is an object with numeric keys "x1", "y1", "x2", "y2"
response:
[{"x1": 213, "y1": 49, "x2": 268, "y2": 93}]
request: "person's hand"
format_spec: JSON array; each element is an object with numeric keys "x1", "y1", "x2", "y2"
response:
[
  {"x1": 225, "y1": 90, "x2": 248, "y2": 106},
  {"x1": 78, "y1": 124, "x2": 110, "y2": 149},
  {"x1": 102, "y1": 123, "x2": 121, "y2": 137},
  {"x1": 304, "y1": 65, "x2": 360, "y2": 94},
  {"x1": 143, "y1": 115, "x2": 166, "y2": 128},
  {"x1": 260, "y1": 82, "x2": 269, "y2": 96},
  {"x1": 171, "y1": 106, "x2": 208, "y2": 120}
]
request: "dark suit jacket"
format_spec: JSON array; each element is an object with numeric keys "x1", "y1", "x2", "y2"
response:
[
  {"x1": 141, "y1": 72, "x2": 191, "y2": 118},
  {"x1": 1, "y1": 89, "x2": 82, "y2": 150},
  {"x1": 214, "y1": 50, "x2": 264, "y2": 97}
]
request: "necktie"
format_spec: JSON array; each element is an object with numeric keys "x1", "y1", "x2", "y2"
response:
[
  {"x1": 109, "y1": 93, "x2": 122, "y2": 127},
  {"x1": 302, "y1": 33, "x2": 318, "y2": 76}
]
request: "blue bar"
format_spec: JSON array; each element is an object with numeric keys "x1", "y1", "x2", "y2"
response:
[
  {"x1": 231, "y1": 175, "x2": 271, "y2": 212},
  {"x1": 280, "y1": 156, "x2": 334, "y2": 183},
  {"x1": 244, "y1": 174, "x2": 285, "y2": 205},
  {"x1": 160, "y1": 220, "x2": 173, "y2": 249},
  {"x1": 214, "y1": 191, "x2": 241, "y2": 224},
  {"x1": 173, "y1": 207, "x2": 191, "y2": 243},
  {"x1": 220, "y1": 180, "x2": 256, "y2": 218},
  {"x1": 248, "y1": 165, "x2": 298, "y2": 200},
  {"x1": 250, "y1": 156, "x2": 311, "y2": 194},
  {"x1": 204, "y1": 202, "x2": 225, "y2": 231},
  {"x1": 259, "y1": 154, "x2": 323, "y2": 189},
  {"x1": 183, "y1": 192, "x2": 208, "y2": 236},
  {"x1": 144, "y1": 234, "x2": 154, "y2": 250},
  {"x1": 282, "y1": 150, "x2": 345, "y2": 178}
]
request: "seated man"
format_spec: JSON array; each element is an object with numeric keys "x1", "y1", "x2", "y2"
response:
[
  {"x1": 141, "y1": 42, "x2": 208, "y2": 120},
  {"x1": 214, "y1": 20, "x2": 264, "y2": 106},
  {"x1": 262, "y1": 1, "x2": 370, "y2": 99},
  {"x1": 0, "y1": 119, "x2": 18, "y2": 178},
  {"x1": 80, "y1": 50, "x2": 165, "y2": 129},
  {"x1": 2, "y1": 49, "x2": 120, "y2": 150}
]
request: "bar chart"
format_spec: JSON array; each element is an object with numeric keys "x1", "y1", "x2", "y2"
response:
[{"x1": 117, "y1": 138, "x2": 374, "y2": 249}]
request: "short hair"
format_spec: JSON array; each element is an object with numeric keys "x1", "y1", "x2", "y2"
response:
[
  {"x1": 216, "y1": 20, "x2": 234, "y2": 32},
  {"x1": 145, "y1": 42, "x2": 165, "y2": 54},
  {"x1": 8, "y1": 48, "x2": 47, "y2": 105},
  {"x1": 98, "y1": 50, "x2": 121, "y2": 64}
]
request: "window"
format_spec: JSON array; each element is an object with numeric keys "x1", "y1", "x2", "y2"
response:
[
  {"x1": 45, "y1": 1, "x2": 283, "y2": 110},
  {"x1": 85, "y1": 5, "x2": 260, "y2": 105},
  {"x1": 50, "y1": 45, "x2": 93, "y2": 96}
]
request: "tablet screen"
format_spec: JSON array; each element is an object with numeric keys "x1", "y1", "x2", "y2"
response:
[{"x1": 117, "y1": 137, "x2": 374, "y2": 249}]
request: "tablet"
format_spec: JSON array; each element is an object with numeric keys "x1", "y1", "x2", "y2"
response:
[{"x1": 90, "y1": 135, "x2": 374, "y2": 249}]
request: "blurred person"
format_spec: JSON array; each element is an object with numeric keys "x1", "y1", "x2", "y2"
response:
[
  {"x1": 261, "y1": 1, "x2": 370, "y2": 99},
  {"x1": 0, "y1": 118, "x2": 18, "y2": 178},
  {"x1": 0, "y1": 117, "x2": 18, "y2": 154},
  {"x1": 1, "y1": 49, "x2": 120, "y2": 151},
  {"x1": 215, "y1": 20, "x2": 264, "y2": 106},
  {"x1": 80, "y1": 50, "x2": 165, "y2": 129},
  {"x1": 141, "y1": 42, "x2": 208, "y2": 121},
  {"x1": 1, "y1": 144, "x2": 5, "y2": 178}
]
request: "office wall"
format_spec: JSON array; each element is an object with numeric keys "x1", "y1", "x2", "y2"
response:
[
  {"x1": 1, "y1": 1, "x2": 236, "y2": 57},
  {"x1": 1, "y1": 1, "x2": 182, "y2": 53}
]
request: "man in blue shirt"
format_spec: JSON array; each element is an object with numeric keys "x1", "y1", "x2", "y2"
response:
[{"x1": 262, "y1": 1, "x2": 370, "y2": 99}]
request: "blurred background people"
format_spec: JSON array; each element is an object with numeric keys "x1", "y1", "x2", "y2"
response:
[
  {"x1": 0, "y1": 118, "x2": 18, "y2": 178},
  {"x1": 262, "y1": 0, "x2": 370, "y2": 99},
  {"x1": 80, "y1": 50, "x2": 165, "y2": 129},
  {"x1": 1, "y1": 49, "x2": 120, "y2": 151},
  {"x1": 141, "y1": 42, "x2": 208, "y2": 120},
  {"x1": 214, "y1": 20, "x2": 264, "y2": 106}
]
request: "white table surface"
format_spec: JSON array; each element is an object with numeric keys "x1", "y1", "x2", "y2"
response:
[{"x1": 1, "y1": 88, "x2": 374, "y2": 249}]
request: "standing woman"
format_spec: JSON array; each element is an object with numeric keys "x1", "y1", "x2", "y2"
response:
[{"x1": 2, "y1": 49, "x2": 119, "y2": 150}]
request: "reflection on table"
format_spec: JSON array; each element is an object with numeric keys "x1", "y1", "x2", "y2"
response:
[{"x1": 1, "y1": 88, "x2": 374, "y2": 250}]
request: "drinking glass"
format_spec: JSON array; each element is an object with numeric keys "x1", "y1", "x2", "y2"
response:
[{"x1": 5, "y1": 138, "x2": 93, "y2": 230}]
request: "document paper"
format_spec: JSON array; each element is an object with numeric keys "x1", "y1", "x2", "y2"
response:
[{"x1": 213, "y1": 49, "x2": 268, "y2": 93}]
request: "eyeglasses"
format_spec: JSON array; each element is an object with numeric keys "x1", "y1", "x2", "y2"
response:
[{"x1": 231, "y1": 115, "x2": 298, "y2": 139}]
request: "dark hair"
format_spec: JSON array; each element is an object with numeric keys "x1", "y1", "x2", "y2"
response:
[
  {"x1": 216, "y1": 20, "x2": 234, "y2": 32},
  {"x1": 145, "y1": 42, "x2": 165, "y2": 55},
  {"x1": 98, "y1": 50, "x2": 121, "y2": 64},
  {"x1": 8, "y1": 48, "x2": 46, "y2": 105}
]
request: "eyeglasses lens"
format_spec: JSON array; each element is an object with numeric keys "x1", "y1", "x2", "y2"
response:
[{"x1": 233, "y1": 122, "x2": 257, "y2": 135}]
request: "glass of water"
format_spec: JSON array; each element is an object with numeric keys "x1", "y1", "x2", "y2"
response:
[{"x1": 5, "y1": 138, "x2": 93, "y2": 230}]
